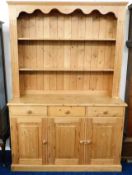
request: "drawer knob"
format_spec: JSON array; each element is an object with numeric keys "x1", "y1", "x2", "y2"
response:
[
  {"x1": 80, "y1": 140, "x2": 85, "y2": 144},
  {"x1": 103, "y1": 111, "x2": 108, "y2": 115},
  {"x1": 27, "y1": 110, "x2": 32, "y2": 114},
  {"x1": 65, "y1": 110, "x2": 70, "y2": 115},
  {"x1": 43, "y1": 140, "x2": 47, "y2": 144}
]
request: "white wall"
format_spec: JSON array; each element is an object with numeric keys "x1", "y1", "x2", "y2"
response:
[
  {"x1": 0, "y1": 0, "x2": 11, "y2": 100},
  {"x1": 0, "y1": 0, "x2": 131, "y2": 149}
]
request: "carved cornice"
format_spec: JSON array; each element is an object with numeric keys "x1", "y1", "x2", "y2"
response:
[
  {"x1": 17, "y1": 8, "x2": 117, "y2": 18},
  {"x1": 7, "y1": 1, "x2": 128, "y2": 19}
]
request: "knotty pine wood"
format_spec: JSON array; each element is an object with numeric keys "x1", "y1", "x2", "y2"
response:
[
  {"x1": 8, "y1": 1, "x2": 127, "y2": 172},
  {"x1": 19, "y1": 72, "x2": 113, "y2": 95},
  {"x1": 18, "y1": 41, "x2": 115, "y2": 70},
  {"x1": 9, "y1": 7, "x2": 20, "y2": 97},
  {"x1": 17, "y1": 10, "x2": 117, "y2": 40},
  {"x1": 10, "y1": 115, "x2": 124, "y2": 167},
  {"x1": 8, "y1": 2, "x2": 126, "y2": 97},
  {"x1": 17, "y1": 10, "x2": 116, "y2": 96},
  {"x1": 9, "y1": 105, "x2": 47, "y2": 116},
  {"x1": 10, "y1": 116, "x2": 43, "y2": 164},
  {"x1": 86, "y1": 107, "x2": 124, "y2": 117},
  {"x1": 11, "y1": 164, "x2": 122, "y2": 172},
  {"x1": 47, "y1": 117, "x2": 85, "y2": 165},
  {"x1": 48, "y1": 106, "x2": 85, "y2": 117},
  {"x1": 8, "y1": 94, "x2": 126, "y2": 106}
]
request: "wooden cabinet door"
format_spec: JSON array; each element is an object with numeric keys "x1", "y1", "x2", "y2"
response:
[
  {"x1": 47, "y1": 117, "x2": 85, "y2": 165},
  {"x1": 11, "y1": 117, "x2": 43, "y2": 165},
  {"x1": 85, "y1": 117, "x2": 124, "y2": 165}
]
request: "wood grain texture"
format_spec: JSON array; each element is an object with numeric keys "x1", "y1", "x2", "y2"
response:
[
  {"x1": 47, "y1": 117, "x2": 85, "y2": 165},
  {"x1": 16, "y1": 10, "x2": 118, "y2": 96},
  {"x1": 48, "y1": 106, "x2": 85, "y2": 117},
  {"x1": 9, "y1": 6, "x2": 20, "y2": 97},
  {"x1": 19, "y1": 72, "x2": 113, "y2": 95},
  {"x1": 8, "y1": 1, "x2": 127, "y2": 172},
  {"x1": 8, "y1": 94, "x2": 126, "y2": 107},
  {"x1": 11, "y1": 116, "x2": 43, "y2": 165},
  {"x1": 11, "y1": 164, "x2": 122, "y2": 172},
  {"x1": 112, "y1": 7, "x2": 126, "y2": 97}
]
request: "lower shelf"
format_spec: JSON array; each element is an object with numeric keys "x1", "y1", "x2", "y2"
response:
[{"x1": 11, "y1": 164, "x2": 122, "y2": 172}]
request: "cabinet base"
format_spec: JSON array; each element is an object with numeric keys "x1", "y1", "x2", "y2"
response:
[{"x1": 11, "y1": 164, "x2": 122, "y2": 172}]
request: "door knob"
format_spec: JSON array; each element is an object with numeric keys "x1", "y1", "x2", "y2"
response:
[
  {"x1": 43, "y1": 139, "x2": 47, "y2": 144},
  {"x1": 80, "y1": 140, "x2": 91, "y2": 144},
  {"x1": 85, "y1": 140, "x2": 91, "y2": 144},
  {"x1": 80, "y1": 140, "x2": 85, "y2": 144}
]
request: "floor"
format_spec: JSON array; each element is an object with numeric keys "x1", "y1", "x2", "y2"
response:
[{"x1": 0, "y1": 152, "x2": 132, "y2": 175}]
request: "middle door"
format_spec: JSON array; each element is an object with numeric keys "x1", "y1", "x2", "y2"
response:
[{"x1": 47, "y1": 117, "x2": 85, "y2": 165}]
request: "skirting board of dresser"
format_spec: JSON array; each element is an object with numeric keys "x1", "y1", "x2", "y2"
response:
[{"x1": 11, "y1": 164, "x2": 122, "y2": 172}]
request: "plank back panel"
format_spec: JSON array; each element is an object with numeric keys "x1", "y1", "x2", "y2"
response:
[
  {"x1": 18, "y1": 41, "x2": 115, "y2": 70},
  {"x1": 17, "y1": 9, "x2": 117, "y2": 96},
  {"x1": 19, "y1": 72, "x2": 113, "y2": 95},
  {"x1": 17, "y1": 10, "x2": 117, "y2": 40}
]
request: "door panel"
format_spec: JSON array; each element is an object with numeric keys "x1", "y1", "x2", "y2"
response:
[
  {"x1": 85, "y1": 117, "x2": 124, "y2": 165},
  {"x1": 92, "y1": 122, "x2": 113, "y2": 159},
  {"x1": 47, "y1": 117, "x2": 85, "y2": 165},
  {"x1": 18, "y1": 123, "x2": 40, "y2": 158},
  {"x1": 16, "y1": 117, "x2": 43, "y2": 164}
]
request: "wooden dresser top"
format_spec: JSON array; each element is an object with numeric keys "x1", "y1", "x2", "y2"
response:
[
  {"x1": 8, "y1": 94, "x2": 127, "y2": 107},
  {"x1": 7, "y1": 1, "x2": 128, "y2": 5}
]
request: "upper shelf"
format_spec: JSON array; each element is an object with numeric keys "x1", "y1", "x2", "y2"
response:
[
  {"x1": 18, "y1": 38, "x2": 116, "y2": 42},
  {"x1": 19, "y1": 68, "x2": 114, "y2": 72},
  {"x1": 17, "y1": 9, "x2": 117, "y2": 41}
]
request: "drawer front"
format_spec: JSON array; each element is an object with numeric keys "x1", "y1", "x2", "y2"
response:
[
  {"x1": 48, "y1": 106, "x2": 85, "y2": 117},
  {"x1": 87, "y1": 107, "x2": 124, "y2": 117},
  {"x1": 9, "y1": 106, "x2": 47, "y2": 116}
]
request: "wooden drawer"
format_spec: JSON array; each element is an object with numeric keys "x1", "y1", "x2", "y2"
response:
[
  {"x1": 48, "y1": 106, "x2": 85, "y2": 117},
  {"x1": 9, "y1": 106, "x2": 47, "y2": 116},
  {"x1": 86, "y1": 107, "x2": 124, "y2": 117}
]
